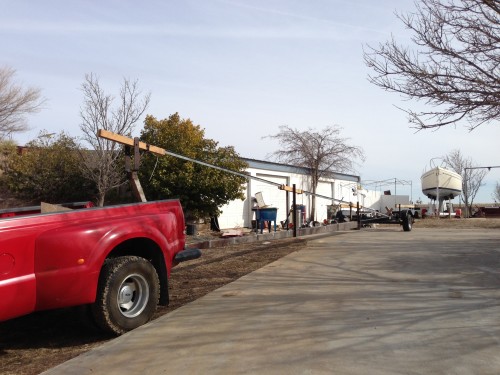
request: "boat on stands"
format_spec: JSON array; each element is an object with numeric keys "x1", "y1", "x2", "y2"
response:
[{"x1": 421, "y1": 166, "x2": 462, "y2": 200}]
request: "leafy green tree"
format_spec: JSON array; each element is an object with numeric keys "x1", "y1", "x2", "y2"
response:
[
  {"x1": 3, "y1": 131, "x2": 95, "y2": 203},
  {"x1": 0, "y1": 140, "x2": 18, "y2": 205},
  {"x1": 139, "y1": 113, "x2": 247, "y2": 220},
  {"x1": 0, "y1": 139, "x2": 17, "y2": 174}
]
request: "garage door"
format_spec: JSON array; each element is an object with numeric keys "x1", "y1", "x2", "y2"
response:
[{"x1": 315, "y1": 181, "x2": 334, "y2": 221}]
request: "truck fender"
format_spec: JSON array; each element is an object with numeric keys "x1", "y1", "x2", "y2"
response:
[{"x1": 34, "y1": 216, "x2": 175, "y2": 311}]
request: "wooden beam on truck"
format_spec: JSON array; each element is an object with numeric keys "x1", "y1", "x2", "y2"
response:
[{"x1": 98, "y1": 129, "x2": 166, "y2": 156}]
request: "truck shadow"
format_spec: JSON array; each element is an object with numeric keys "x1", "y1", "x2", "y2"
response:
[{"x1": 0, "y1": 305, "x2": 113, "y2": 351}]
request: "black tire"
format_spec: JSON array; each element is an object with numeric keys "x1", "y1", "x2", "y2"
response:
[
  {"x1": 402, "y1": 211, "x2": 413, "y2": 232},
  {"x1": 91, "y1": 256, "x2": 160, "y2": 335}
]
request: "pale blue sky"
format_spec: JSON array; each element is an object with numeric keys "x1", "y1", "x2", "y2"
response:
[{"x1": 1, "y1": 0, "x2": 499, "y2": 202}]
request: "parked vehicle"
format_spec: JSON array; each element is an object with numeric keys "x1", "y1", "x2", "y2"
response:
[{"x1": 0, "y1": 199, "x2": 200, "y2": 335}]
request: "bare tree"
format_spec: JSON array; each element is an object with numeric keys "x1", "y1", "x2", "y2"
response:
[
  {"x1": 443, "y1": 149, "x2": 487, "y2": 216},
  {"x1": 267, "y1": 125, "x2": 365, "y2": 222},
  {"x1": 493, "y1": 182, "x2": 500, "y2": 204},
  {"x1": 80, "y1": 73, "x2": 150, "y2": 206},
  {"x1": 364, "y1": 0, "x2": 500, "y2": 130},
  {"x1": 0, "y1": 66, "x2": 44, "y2": 140}
]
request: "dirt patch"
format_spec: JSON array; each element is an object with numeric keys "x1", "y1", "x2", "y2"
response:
[{"x1": 0, "y1": 238, "x2": 306, "y2": 375}]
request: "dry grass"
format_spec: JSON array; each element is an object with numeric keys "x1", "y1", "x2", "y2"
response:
[{"x1": 414, "y1": 217, "x2": 500, "y2": 229}]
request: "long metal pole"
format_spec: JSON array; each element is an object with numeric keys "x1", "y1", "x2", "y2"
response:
[{"x1": 98, "y1": 129, "x2": 382, "y2": 216}]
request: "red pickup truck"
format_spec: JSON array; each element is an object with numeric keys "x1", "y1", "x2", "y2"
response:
[{"x1": 0, "y1": 199, "x2": 201, "y2": 335}]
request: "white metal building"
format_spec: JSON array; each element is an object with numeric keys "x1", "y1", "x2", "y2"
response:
[{"x1": 217, "y1": 158, "x2": 363, "y2": 229}]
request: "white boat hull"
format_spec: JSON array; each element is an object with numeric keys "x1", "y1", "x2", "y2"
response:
[{"x1": 421, "y1": 167, "x2": 462, "y2": 200}]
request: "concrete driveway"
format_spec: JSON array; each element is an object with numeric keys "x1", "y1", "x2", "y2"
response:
[{"x1": 44, "y1": 227, "x2": 500, "y2": 375}]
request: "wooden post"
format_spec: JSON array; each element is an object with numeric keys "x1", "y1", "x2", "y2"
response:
[
  {"x1": 293, "y1": 184, "x2": 297, "y2": 238},
  {"x1": 278, "y1": 184, "x2": 303, "y2": 232},
  {"x1": 357, "y1": 201, "x2": 361, "y2": 230},
  {"x1": 285, "y1": 190, "x2": 290, "y2": 231},
  {"x1": 132, "y1": 138, "x2": 147, "y2": 202}
]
